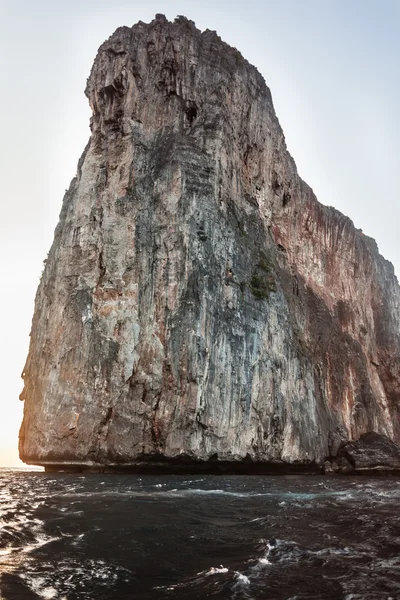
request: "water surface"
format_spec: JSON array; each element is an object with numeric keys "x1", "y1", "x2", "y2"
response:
[{"x1": 0, "y1": 470, "x2": 399, "y2": 599}]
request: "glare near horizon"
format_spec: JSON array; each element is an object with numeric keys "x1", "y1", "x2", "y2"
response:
[{"x1": 0, "y1": 0, "x2": 398, "y2": 466}]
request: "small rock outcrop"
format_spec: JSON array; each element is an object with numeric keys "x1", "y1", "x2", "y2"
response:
[
  {"x1": 333, "y1": 432, "x2": 400, "y2": 474},
  {"x1": 19, "y1": 15, "x2": 400, "y2": 471}
]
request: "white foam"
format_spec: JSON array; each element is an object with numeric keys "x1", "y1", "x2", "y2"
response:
[
  {"x1": 41, "y1": 587, "x2": 58, "y2": 599},
  {"x1": 182, "y1": 488, "x2": 249, "y2": 498},
  {"x1": 205, "y1": 565, "x2": 229, "y2": 576},
  {"x1": 72, "y1": 533, "x2": 85, "y2": 546},
  {"x1": 234, "y1": 571, "x2": 250, "y2": 585},
  {"x1": 266, "y1": 542, "x2": 275, "y2": 552}
]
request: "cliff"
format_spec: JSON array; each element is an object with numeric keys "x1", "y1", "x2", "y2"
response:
[{"x1": 19, "y1": 14, "x2": 400, "y2": 471}]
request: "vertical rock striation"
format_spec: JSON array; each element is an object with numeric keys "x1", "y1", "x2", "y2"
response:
[{"x1": 19, "y1": 15, "x2": 400, "y2": 470}]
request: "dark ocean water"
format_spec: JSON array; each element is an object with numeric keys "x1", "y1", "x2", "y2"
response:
[{"x1": 0, "y1": 470, "x2": 399, "y2": 599}]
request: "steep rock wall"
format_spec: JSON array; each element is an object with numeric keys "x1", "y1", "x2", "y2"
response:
[{"x1": 19, "y1": 15, "x2": 400, "y2": 469}]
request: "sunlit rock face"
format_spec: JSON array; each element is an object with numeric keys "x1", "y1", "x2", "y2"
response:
[{"x1": 19, "y1": 14, "x2": 400, "y2": 469}]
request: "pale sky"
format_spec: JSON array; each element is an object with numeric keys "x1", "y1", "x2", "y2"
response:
[{"x1": 0, "y1": 0, "x2": 398, "y2": 466}]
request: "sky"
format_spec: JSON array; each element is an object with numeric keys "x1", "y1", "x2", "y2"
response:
[{"x1": 0, "y1": 0, "x2": 399, "y2": 466}]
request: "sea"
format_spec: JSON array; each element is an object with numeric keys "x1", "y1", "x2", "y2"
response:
[{"x1": 0, "y1": 469, "x2": 399, "y2": 600}]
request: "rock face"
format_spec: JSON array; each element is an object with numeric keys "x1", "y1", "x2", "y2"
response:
[
  {"x1": 19, "y1": 15, "x2": 400, "y2": 470},
  {"x1": 334, "y1": 432, "x2": 400, "y2": 474}
]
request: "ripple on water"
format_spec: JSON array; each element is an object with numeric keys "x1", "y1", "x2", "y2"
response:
[{"x1": 1, "y1": 472, "x2": 400, "y2": 599}]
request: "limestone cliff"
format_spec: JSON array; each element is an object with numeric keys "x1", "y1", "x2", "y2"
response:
[{"x1": 19, "y1": 15, "x2": 400, "y2": 470}]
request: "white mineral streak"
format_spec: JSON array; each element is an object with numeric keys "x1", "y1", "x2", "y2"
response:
[{"x1": 19, "y1": 15, "x2": 400, "y2": 468}]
